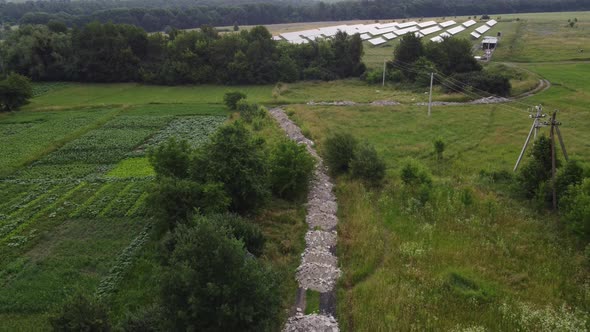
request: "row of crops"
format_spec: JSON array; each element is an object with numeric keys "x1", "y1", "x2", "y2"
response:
[{"x1": 1, "y1": 113, "x2": 226, "y2": 239}]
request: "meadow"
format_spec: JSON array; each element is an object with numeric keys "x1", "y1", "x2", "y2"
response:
[
  {"x1": 1, "y1": 10, "x2": 589, "y2": 330},
  {"x1": 281, "y1": 12, "x2": 590, "y2": 331}
]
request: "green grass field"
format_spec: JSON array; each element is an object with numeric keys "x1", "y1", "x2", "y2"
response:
[
  {"x1": 281, "y1": 12, "x2": 590, "y2": 331},
  {"x1": 1, "y1": 10, "x2": 589, "y2": 330}
]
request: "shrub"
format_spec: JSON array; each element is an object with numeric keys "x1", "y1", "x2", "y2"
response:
[
  {"x1": 433, "y1": 137, "x2": 445, "y2": 160},
  {"x1": 119, "y1": 305, "x2": 163, "y2": 332},
  {"x1": 223, "y1": 91, "x2": 246, "y2": 110},
  {"x1": 148, "y1": 138, "x2": 192, "y2": 179},
  {"x1": 269, "y1": 139, "x2": 315, "y2": 200},
  {"x1": 555, "y1": 160, "x2": 585, "y2": 198},
  {"x1": 401, "y1": 159, "x2": 432, "y2": 186},
  {"x1": 324, "y1": 132, "x2": 358, "y2": 175},
  {"x1": 350, "y1": 143, "x2": 386, "y2": 186},
  {"x1": 204, "y1": 213, "x2": 266, "y2": 256},
  {"x1": 517, "y1": 135, "x2": 556, "y2": 199},
  {"x1": 148, "y1": 177, "x2": 230, "y2": 230},
  {"x1": 191, "y1": 121, "x2": 270, "y2": 214},
  {"x1": 50, "y1": 294, "x2": 111, "y2": 331},
  {"x1": 362, "y1": 69, "x2": 382, "y2": 84},
  {"x1": 447, "y1": 71, "x2": 511, "y2": 97},
  {"x1": 561, "y1": 178, "x2": 590, "y2": 243},
  {"x1": 161, "y1": 217, "x2": 281, "y2": 331},
  {"x1": 236, "y1": 99, "x2": 265, "y2": 123},
  {"x1": 0, "y1": 73, "x2": 33, "y2": 112}
]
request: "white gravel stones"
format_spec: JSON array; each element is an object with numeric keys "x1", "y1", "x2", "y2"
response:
[
  {"x1": 305, "y1": 230, "x2": 337, "y2": 249},
  {"x1": 284, "y1": 313, "x2": 339, "y2": 332},
  {"x1": 270, "y1": 108, "x2": 341, "y2": 331},
  {"x1": 416, "y1": 96, "x2": 510, "y2": 106}
]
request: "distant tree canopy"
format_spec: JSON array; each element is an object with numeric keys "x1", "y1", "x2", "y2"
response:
[
  {"x1": 0, "y1": 23, "x2": 365, "y2": 85},
  {"x1": 386, "y1": 34, "x2": 510, "y2": 96},
  {"x1": 0, "y1": 0, "x2": 588, "y2": 32}
]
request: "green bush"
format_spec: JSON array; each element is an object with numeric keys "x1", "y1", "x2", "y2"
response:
[
  {"x1": 400, "y1": 159, "x2": 432, "y2": 187},
  {"x1": 0, "y1": 73, "x2": 33, "y2": 112},
  {"x1": 119, "y1": 305, "x2": 163, "y2": 332},
  {"x1": 561, "y1": 178, "x2": 590, "y2": 243},
  {"x1": 269, "y1": 139, "x2": 315, "y2": 200},
  {"x1": 148, "y1": 177, "x2": 230, "y2": 230},
  {"x1": 161, "y1": 216, "x2": 281, "y2": 331},
  {"x1": 447, "y1": 71, "x2": 511, "y2": 97},
  {"x1": 555, "y1": 160, "x2": 585, "y2": 198},
  {"x1": 50, "y1": 294, "x2": 111, "y2": 332},
  {"x1": 191, "y1": 121, "x2": 270, "y2": 214},
  {"x1": 324, "y1": 132, "x2": 358, "y2": 175},
  {"x1": 148, "y1": 138, "x2": 192, "y2": 179},
  {"x1": 205, "y1": 213, "x2": 266, "y2": 256},
  {"x1": 433, "y1": 137, "x2": 445, "y2": 160},
  {"x1": 362, "y1": 69, "x2": 382, "y2": 84},
  {"x1": 223, "y1": 91, "x2": 246, "y2": 110},
  {"x1": 236, "y1": 99, "x2": 265, "y2": 123},
  {"x1": 350, "y1": 143, "x2": 386, "y2": 186},
  {"x1": 517, "y1": 135, "x2": 555, "y2": 199}
]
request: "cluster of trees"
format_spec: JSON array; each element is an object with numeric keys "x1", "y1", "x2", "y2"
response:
[
  {"x1": 2, "y1": 0, "x2": 589, "y2": 32},
  {"x1": 0, "y1": 22, "x2": 365, "y2": 84},
  {"x1": 0, "y1": 73, "x2": 32, "y2": 112},
  {"x1": 51, "y1": 97, "x2": 317, "y2": 330},
  {"x1": 365, "y1": 33, "x2": 510, "y2": 96},
  {"x1": 517, "y1": 136, "x2": 589, "y2": 243}
]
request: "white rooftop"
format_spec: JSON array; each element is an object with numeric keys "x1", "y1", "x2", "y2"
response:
[
  {"x1": 486, "y1": 19, "x2": 498, "y2": 26},
  {"x1": 440, "y1": 20, "x2": 456, "y2": 28},
  {"x1": 447, "y1": 26, "x2": 466, "y2": 35},
  {"x1": 463, "y1": 20, "x2": 477, "y2": 27},
  {"x1": 420, "y1": 26, "x2": 442, "y2": 36},
  {"x1": 383, "y1": 33, "x2": 397, "y2": 40},
  {"x1": 418, "y1": 21, "x2": 438, "y2": 28},
  {"x1": 475, "y1": 25, "x2": 491, "y2": 34},
  {"x1": 470, "y1": 32, "x2": 481, "y2": 39},
  {"x1": 368, "y1": 37, "x2": 387, "y2": 45}
]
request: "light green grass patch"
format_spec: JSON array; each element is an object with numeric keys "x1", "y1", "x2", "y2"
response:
[{"x1": 107, "y1": 158, "x2": 155, "y2": 178}]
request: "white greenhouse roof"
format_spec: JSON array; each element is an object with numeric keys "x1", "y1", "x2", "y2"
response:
[
  {"x1": 462, "y1": 20, "x2": 477, "y2": 27},
  {"x1": 396, "y1": 21, "x2": 418, "y2": 29},
  {"x1": 475, "y1": 25, "x2": 491, "y2": 34},
  {"x1": 470, "y1": 32, "x2": 481, "y2": 39},
  {"x1": 420, "y1": 26, "x2": 442, "y2": 36},
  {"x1": 486, "y1": 19, "x2": 498, "y2": 26},
  {"x1": 447, "y1": 26, "x2": 466, "y2": 35},
  {"x1": 431, "y1": 36, "x2": 444, "y2": 43},
  {"x1": 440, "y1": 20, "x2": 456, "y2": 28},
  {"x1": 439, "y1": 32, "x2": 451, "y2": 38},
  {"x1": 418, "y1": 20, "x2": 438, "y2": 28},
  {"x1": 368, "y1": 37, "x2": 387, "y2": 45},
  {"x1": 383, "y1": 33, "x2": 397, "y2": 40},
  {"x1": 360, "y1": 33, "x2": 372, "y2": 40}
]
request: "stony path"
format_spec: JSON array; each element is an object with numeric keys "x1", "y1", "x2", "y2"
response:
[{"x1": 269, "y1": 108, "x2": 340, "y2": 332}]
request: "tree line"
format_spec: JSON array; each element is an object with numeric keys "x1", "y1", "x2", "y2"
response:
[
  {"x1": 1, "y1": 0, "x2": 589, "y2": 32},
  {"x1": 0, "y1": 22, "x2": 365, "y2": 85}
]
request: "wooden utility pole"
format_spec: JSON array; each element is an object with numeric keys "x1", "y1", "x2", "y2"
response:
[
  {"x1": 549, "y1": 111, "x2": 557, "y2": 210},
  {"x1": 514, "y1": 105, "x2": 545, "y2": 172},
  {"x1": 428, "y1": 72, "x2": 434, "y2": 117},
  {"x1": 382, "y1": 59, "x2": 386, "y2": 87}
]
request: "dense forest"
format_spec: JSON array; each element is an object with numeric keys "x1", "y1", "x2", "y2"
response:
[
  {"x1": 1, "y1": 0, "x2": 589, "y2": 32},
  {"x1": 0, "y1": 22, "x2": 366, "y2": 84}
]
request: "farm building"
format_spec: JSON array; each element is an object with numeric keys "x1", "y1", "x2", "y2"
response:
[{"x1": 481, "y1": 36, "x2": 498, "y2": 49}]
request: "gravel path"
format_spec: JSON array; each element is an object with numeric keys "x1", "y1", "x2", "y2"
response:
[{"x1": 269, "y1": 108, "x2": 341, "y2": 332}]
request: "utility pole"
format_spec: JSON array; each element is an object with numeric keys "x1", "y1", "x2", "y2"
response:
[
  {"x1": 428, "y1": 72, "x2": 434, "y2": 117},
  {"x1": 514, "y1": 105, "x2": 545, "y2": 172},
  {"x1": 549, "y1": 111, "x2": 557, "y2": 210},
  {"x1": 382, "y1": 59, "x2": 386, "y2": 87}
]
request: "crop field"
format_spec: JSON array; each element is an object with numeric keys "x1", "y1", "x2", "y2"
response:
[{"x1": 0, "y1": 100, "x2": 229, "y2": 329}]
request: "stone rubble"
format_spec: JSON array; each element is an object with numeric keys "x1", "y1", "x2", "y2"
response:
[
  {"x1": 307, "y1": 100, "x2": 357, "y2": 106},
  {"x1": 270, "y1": 108, "x2": 341, "y2": 332},
  {"x1": 284, "y1": 313, "x2": 339, "y2": 332},
  {"x1": 416, "y1": 96, "x2": 510, "y2": 106}
]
